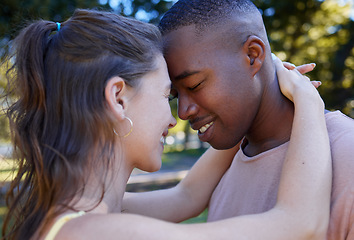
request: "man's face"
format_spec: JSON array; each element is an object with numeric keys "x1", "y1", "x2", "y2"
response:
[{"x1": 164, "y1": 25, "x2": 263, "y2": 149}]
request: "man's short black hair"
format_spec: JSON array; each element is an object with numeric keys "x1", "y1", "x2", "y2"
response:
[{"x1": 159, "y1": 0, "x2": 258, "y2": 35}]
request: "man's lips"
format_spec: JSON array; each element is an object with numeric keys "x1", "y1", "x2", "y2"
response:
[
  {"x1": 198, "y1": 121, "x2": 214, "y2": 134},
  {"x1": 191, "y1": 118, "x2": 215, "y2": 133}
]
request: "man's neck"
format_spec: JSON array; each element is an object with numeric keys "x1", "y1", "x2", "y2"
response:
[{"x1": 243, "y1": 72, "x2": 295, "y2": 157}]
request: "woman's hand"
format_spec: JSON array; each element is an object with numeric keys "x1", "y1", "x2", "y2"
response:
[
  {"x1": 282, "y1": 61, "x2": 315, "y2": 75},
  {"x1": 273, "y1": 54, "x2": 323, "y2": 104}
]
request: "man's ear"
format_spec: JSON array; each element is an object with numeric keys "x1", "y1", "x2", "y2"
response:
[
  {"x1": 243, "y1": 35, "x2": 266, "y2": 77},
  {"x1": 105, "y1": 76, "x2": 128, "y2": 121}
]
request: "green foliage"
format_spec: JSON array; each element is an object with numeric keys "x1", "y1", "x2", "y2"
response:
[
  {"x1": 0, "y1": 116, "x2": 9, "y2": 142},
  {"x1": 182, "y1": 209, "x2": 208, "y2": 224},
  {"x1": 254, "y1": 0, "x2": 354, "y2": 116},
  {"x1": 0, "y1": 0, "x2": 353, "y2": 144},
  {"x1": 0, "y1": 206, "x2": 6, "y2": 234},
  {"x1": 0, "y1": 0, "x2": 175, "y2": 42},
  {"x1": 0, "y1": 0, "x2": 110, "y2": 39}
]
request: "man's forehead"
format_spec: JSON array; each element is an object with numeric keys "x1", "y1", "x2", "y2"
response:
[
  {"x1": 162, "y1": 25, "x2": 200, "y2": 52},
  {"x1": 163, "y1": 23, "x2": 240, "y2": 81},
  {"x1": 162, "y1": 12, "x2": 261, "y2": 51}
]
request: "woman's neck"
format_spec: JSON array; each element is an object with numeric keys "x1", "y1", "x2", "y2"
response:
[{"x1": 73, "y1": 156, "x2": 134, "y2": 214}]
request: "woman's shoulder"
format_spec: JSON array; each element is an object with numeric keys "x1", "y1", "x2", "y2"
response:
[
  {"x1": 54, "y1": 212, "x2": 184, "y2": 240},
  {"x1": 54, "y1": 213, "x2": 129, "y2": 240}
]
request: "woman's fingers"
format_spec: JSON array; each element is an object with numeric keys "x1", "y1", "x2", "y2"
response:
[
  {"x1": 311, "y1": 81, "x2": 322, "y2": 89},
  {"x1": 273, "y1": 55, "x2": 295, "y2": 102},
  {"x1": 272, "y1": 53, "x2": 316, "y2": 74},
  {"x1": 295, "y1": 63, "x2": 316, "y2": 74},
  {"x1": 282, "y1": 62, "x2": 296, "y2": 70},
  {"x1": 282, "y1": 62, "x2": 316, "y2": 74},
  {"x1": 273, "y1": 54, "x2": 321, "y2": 103}
]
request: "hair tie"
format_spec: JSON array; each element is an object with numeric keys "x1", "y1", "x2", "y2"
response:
[{"x1": 56, "y1": 22, "x2": 61, "y2": 31}]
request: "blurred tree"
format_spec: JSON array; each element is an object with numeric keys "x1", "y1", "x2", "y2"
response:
[
  {"x1": 0, "y1": 0, "x2": 175, "y2": 46},
  {"x1": 0, "y1": 0, "x2": 112, "y2": 142},
  {"x1": 0, "y1": 63, "x2": 10, "y2": 141},
  {"x1": 0, "y1": 0, "x2": 114, "y2": 59},
  {"x1": 108, "y1": 0, "x2": 175, "y2": 24},
  {"x1": 0, "y1": 0, "x2": 177, "y2": 142},
  {"x1": 0, "y1": 0, "x2": 353, "y2": 144},
  {"x1": 254, "y1": 0, "x2": 354, "y2": 117}
]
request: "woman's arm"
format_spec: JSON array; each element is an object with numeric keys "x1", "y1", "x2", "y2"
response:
[
  {"x1": 69, "y1": 57, "x2": 331, "y2": 240},
  {"x1": 124, "y1": 56, "x2": 330, "y2": 239},
  {"x1": 195, "y1": 56, "x2": 331, "y2": 239},
  {"x1": 122, "y1": 60, "x2": 320, "y2": 223},
  {"x1": 123, "y1": 143, "x2": 240, "y2": 222}
]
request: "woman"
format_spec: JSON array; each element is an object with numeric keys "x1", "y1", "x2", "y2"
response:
[{"x1": 1, "y1": 9, "x2": 331, "y2": 240}]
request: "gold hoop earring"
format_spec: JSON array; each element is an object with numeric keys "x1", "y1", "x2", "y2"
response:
[
  {"x1": 122, "y1": 117, "x2": 133, "y2": 138},
  {"x1": 113, "y1": 117, "x2": 133, "y2": 138}
]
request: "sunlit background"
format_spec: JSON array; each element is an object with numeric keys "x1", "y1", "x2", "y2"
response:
[
  {"x1": 0, "y1": 0, "x2": 353, "y2": 226},
  {"x1": 0, "y1": 0, "x2": 353, "y2": 148}
]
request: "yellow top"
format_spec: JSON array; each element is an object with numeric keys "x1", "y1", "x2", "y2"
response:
[{"x1": 44, "y1": 211, "x2": 86, "y2": 240}]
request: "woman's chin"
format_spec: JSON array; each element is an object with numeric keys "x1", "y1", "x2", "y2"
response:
[{"x1": 138, "y1": 160, "x2": 162, "y2": 173}]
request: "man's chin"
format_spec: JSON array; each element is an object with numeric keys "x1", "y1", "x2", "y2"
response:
[{"x1": 208, "y1": 140, "x2": 238, "y2": 150}]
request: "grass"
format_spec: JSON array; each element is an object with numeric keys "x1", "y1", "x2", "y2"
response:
[{"x1": 182, "y1": 209, "x2": 208, "y2": 224}]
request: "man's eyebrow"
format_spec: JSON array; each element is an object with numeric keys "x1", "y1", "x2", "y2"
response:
[{"x1": 174, "y1": 71, "x2": 200, "y2": 81}]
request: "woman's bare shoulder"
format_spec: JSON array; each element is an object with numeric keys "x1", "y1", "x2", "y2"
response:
[{"x1": 54, "y1": 213, "x2": 188, "y2": 240}]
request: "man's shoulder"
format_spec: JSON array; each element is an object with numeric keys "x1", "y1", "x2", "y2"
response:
[
  {"x1": 325, "y1": 110, "x2": 354, "y2": 140},
  {"x1": 325, "y1": 111, "x2": 354, "y2": 184},
  {"x1": 325, "y1": 110, "x2": 354, "y2": 124}
]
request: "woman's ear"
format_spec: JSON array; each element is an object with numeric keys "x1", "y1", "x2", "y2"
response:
[
  {"x1": 105, "y1": 76, "x2": 127, "y2": 121},
  {"x1": 243, "y1": 35, "x2": 266, "y2": 77}
]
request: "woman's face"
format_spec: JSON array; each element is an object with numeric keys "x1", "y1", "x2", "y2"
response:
[{"x1": 125, "y1": 55, "x2": 176, "y2": 172}]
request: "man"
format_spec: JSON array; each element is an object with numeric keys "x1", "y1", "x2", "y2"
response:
[{"x1": 158, "y1": 0, "x2": 354, "y2": 239}]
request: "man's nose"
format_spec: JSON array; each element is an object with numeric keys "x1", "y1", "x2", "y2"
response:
[{"x1": 177, "y1": 95, "x2": 198, "y2": 120}]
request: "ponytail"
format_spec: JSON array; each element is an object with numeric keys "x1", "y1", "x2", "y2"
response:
[
  {"x1": 2, "y1": 9, "x2": 163, "y2": 239},
  {"x1": 2, "y1": 20, "x2": 61, "y2": 240},
  {"x1": 12, "y1": 21, "x2": 58, "y2": 112}
]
